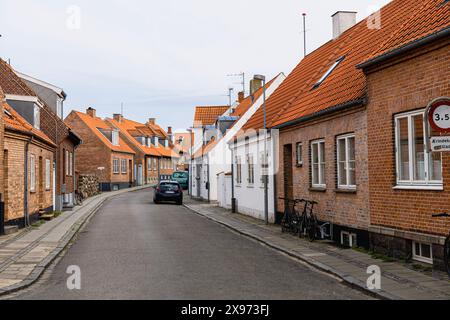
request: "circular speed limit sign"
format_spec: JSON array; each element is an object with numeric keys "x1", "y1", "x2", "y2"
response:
[{"x1": 428, "y1": 98, "x2": 450, "y2": 133}]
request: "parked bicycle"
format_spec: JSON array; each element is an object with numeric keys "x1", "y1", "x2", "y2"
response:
[
  {"x1": 279, "y1": 198, "x2": 302, "y2": 235},
  {"x1": 432, "y1": 212, "x2": 450, "y2": 277},
  {"x1": 75, "y1": 190, "x2": 84, "y2": 206}
]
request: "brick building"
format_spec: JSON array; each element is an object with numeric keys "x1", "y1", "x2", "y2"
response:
[
  {"x1": 106, "y1": 114, "x2": 162, "y2": 185},
  {"x1": 358, "y1": 0, "x2": 450, "y2": 268},
  {"x1": 2, "y1": 97, "x2": 56, "y2": 228},
  {"x1": 65, "y1": 108, "x2": 135, "y2": 191},
  {"x1": 0, "y1": 59, "x2": 81, "y2": 211}
]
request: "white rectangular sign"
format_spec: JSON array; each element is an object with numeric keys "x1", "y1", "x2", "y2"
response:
[{"x1": 431, "y1": 136, "x2": 450, "y2": 152}]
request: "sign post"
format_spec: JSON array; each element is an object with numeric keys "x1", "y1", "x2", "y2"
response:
[{"x1": 424, "y1": 97, "x2": 450, "y2": 152}]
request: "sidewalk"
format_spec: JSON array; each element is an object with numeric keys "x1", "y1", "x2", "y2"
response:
[
  {"x1": 0, "y1": 185, "x2": 152, "y2": 296},
  {"x1": 184, "y1": 200, "x2": 450, "y2": 300}
]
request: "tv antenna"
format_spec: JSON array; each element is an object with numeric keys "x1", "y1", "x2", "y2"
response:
[
  {"x1": 302, "y1": 13, "x2": 307, "y2": 57},
  {"x1": 227, "y1": 72, "x2": 245, "y2": 95}
]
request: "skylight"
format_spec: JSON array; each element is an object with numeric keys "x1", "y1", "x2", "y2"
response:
[{"x1": 312, "y1": 56, "x2": 345, "y2": 90}]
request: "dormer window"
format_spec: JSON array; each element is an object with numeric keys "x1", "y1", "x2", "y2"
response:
[
  {"x1": 146, "y1": 137, "x2": 151, "y2": 147},
  {"x1": 312, "y1": 56, "x2": 345, "y2": 90},
  {"x1": 33, "y1": 104, "x2": 40, "y2": 130},
  {"x1": 111, "y1": 130, "x2": 119, "y2": 146}
]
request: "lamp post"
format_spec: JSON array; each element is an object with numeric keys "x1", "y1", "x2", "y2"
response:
[
  {"x1": 254, "y1": 74, "x2": 268, "y2": 225},
  {"x1": 187, "y1": 128, "x2": 193, "y2": 197}
]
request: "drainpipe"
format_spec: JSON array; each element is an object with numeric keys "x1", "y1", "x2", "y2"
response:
[
  {"x1": 229, "y1": 142, "x2": 236, "y2": 213},
  {"x1": 158, "y1": 158, "x2": 161, "y2": 183},
  {"x1": 206, "y1": 154, "x2": 210, "y2": 203},
  {"x1": 24, "y1": 136, "x2": 34, "y2": 227}
]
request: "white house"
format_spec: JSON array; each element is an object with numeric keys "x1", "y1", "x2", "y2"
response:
[{"x1": 190, "y1": 73, "x2": 286, "y2": 204}]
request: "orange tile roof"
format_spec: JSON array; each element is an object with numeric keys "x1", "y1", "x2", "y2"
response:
[
  {"x1": 192, "y1": 137, "x2": 218, "y2": 159},
  {"x1": 194, "y1": 106, "x2": 229, "y2": 127},
  {"x1": 107, "y1": 118, "x2": 161, "y2": 156},
  {"x1": 362, "y1": 0, "x2": 450, "y2": 66},
  {"x1": 243, "y1": 0, "x2": 431, "y2": 130},
  {"x1": 73, "y1": 111, "x2": 135, "y2": 154},
  {"x1": 3, "y1": 102, "x2": 55, "y2": 147}
]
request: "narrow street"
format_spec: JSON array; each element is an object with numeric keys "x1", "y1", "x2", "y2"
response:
[{"x1": 14, "y1": 189, "x2": 368, "y2": 300}]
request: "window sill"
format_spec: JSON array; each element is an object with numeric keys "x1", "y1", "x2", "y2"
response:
[
  {"x1": 335, "y1": 188, "x2": 357, "y2": 194},
  {"x1": 309, "y1": 187, "x2": 327, "y2": 193},
  {"x1": 247, "y1": 185, "x2": 255, "y2": 189},
  {"x1": 393, "y1": 185, "x2": 443, "y2": 191}
]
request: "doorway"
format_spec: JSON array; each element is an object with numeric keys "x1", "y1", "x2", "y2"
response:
[{"x1": 283, "y1": 144, "x2": 294, "y2": 201}]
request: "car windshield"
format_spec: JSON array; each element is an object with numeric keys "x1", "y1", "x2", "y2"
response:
[
  {"x1": 173, "y1": 172, "x2": 188, "y2": 179},
  {"x1": 159, "y1": 183, "x2": 180, "y2": 191}
]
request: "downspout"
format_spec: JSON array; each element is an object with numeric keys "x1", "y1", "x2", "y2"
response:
[
  {"x1": 229, "y1": 141, "x2": 236, "y2": 213},
  {"x1": 24, "y1": 136, "x2": 34, "y2": 227},
  {"x1": 206, "y1": 153, "x2": 210, "y2": 203},
  {"x1": 271, "y1": 131, "x2": 278, "y2": 223}
]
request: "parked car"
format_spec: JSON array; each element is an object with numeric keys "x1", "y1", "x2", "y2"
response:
[
  {"x1": 171, "y1": 171, "x2": 189, "y2": 190},
  {"x1": 153, "y1": 181, "x2": 183, "y2": 205}
]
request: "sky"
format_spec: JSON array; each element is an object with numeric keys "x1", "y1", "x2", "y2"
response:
[{"x1": 0, "y1": 0, "x2": 391, "y2": 133}]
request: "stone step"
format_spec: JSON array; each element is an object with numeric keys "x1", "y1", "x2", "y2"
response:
[{"x1": 4, "y1": 225, "x2": 18, "y2": 235}]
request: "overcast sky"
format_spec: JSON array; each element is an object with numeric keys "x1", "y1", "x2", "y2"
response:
[{"x1": 1, "y1": 0, "x2": 390, "y2": 132}]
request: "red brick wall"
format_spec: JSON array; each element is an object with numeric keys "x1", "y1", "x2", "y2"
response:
[
  {"x1": 277, "y1": 107, "x2": 370, "y2": 230},
  {"x1": 110, "y1": 152, "x2": 134, "y2": 183},
  {"x1": 366, "y1": 43, "x2": 450, "y2": 237},
  {"x1": 65, "y1": 112, "x2": 112, "y2": 183},
  {"x1": 4, "y1": 134, "x2": 54, "y2": 221}
]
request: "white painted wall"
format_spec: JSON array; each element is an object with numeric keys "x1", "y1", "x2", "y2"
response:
[{"x1": 231, "y1": 132, "x2": 278, "y2": 223}]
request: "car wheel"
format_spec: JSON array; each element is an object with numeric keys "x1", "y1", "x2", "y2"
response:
[{"x1": 154, "y1": 199, "x2": 159, "y2": 204}]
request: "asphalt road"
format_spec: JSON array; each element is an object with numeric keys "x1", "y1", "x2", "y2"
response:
[{"x1": 15, "y1": 189, "x2": 368, "y2": 300}]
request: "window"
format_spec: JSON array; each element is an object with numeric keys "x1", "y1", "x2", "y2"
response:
[
  {"x1": 147, "y1": 158, "x2": 152, "y2": 171},
  {"x1": 112, "y1": 130, "x2": 119, "y2": 146},
  {"x1": 121, "y1": 159, "x2": 127, "y2": 174},
  {"x1": 395, "y1": 110, "x2": 442, "y2": 188},
  {"x1": 113, "y1": 159, "x2": 120, "y2": 174},
  {"x1": 153, "y1": 159, "x2": 157, "y2": 171},
  {"x1": 412, "y1": 242, "x2": 433, "y2": 264},
  {"x1": 65, "y1": 150, "x2": 69, "y2": 176},
  {"x1": 296, "y1": 142, "x2": 303, "y2": 166},
  {"x1": 45, "y1": 159, "x2": 51, "y2": 190},
  {"x1": 30, "y1": 154, "x2": 36, "y2": 192},
  {"x1": 33, "y1": 105, "x2": 40, "y2": 129},
  {"x1": 337, "y1": 134, "x2": 356, "y2": 189},
  {"x1": 247, "y1": 154, "x2": 255, "y2": 185},
  {"x1": 236, "y1": 156, "x2": 242, "y2": 184},
  {"x1": 311, "y1": 140, "x2": 326, "y2": 188},
  {"x1": 260, "y1": 151, "x2": 268, "y2": 186},
  {"x1": 313, "y1": 56, "x2": 345, "y2": 89},
  {"x1": 69, "y1": 152, "x2": 73, "y2": 176}
]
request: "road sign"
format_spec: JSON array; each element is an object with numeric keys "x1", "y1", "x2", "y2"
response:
[
  {"x1": 425, "y1": 97, "x2": 450, "y2": 152},
  {"x1": 428, "y1": 98, "x2": 450, "y2": 133}
]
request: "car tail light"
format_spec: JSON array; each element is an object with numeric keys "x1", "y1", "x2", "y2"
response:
[{"x1": 156, "y1": 187, "x2": 161, "y2": 192}]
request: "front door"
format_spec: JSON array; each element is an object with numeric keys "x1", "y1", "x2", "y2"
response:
[{"x1": 283, "y1": 144, "x2": 294, "y2": 201}]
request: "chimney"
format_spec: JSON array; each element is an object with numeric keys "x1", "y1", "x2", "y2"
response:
[
  {"x1": 167, "y1": 126, "x2": 173, "y2": 143},
  {"x1": 250, "y1": 79, "x2": 262, "y2": 96},
  {"x1": 86, "y1": 107, "x2": 96, "y2": 118},
  {"x1": 238, "y1": 91, "x2": 245, "y2": 103},
  {"x1": 113, "y1": 113, "x2": 123, "y2": 123},
  {"x1": 148, "y1": 118, "x2": 156, "y2": 125},
  {"x1": 332, "y1": 11, "x2": 357, "y2": 39}
]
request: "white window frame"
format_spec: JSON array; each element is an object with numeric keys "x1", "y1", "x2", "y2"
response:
[
  {"x1": 65, "y1": 150, "x2": 69, "y2": 176},
  {"x1": 412, "y1": 241, "x2": 433, "y2": 264},
  {"x1": 112, "y1": 130, "x2": 119, "y2": 146},
  {"x1": 247, "y1": 154, "x2": 255, "y2": 185},
  {"x1": 340, "y1": 231, "x2": 357, "y2": 248},
  {"x1": 113, "y1": 158, "x2": 120, "y2": 174},
  {"x1": 395, "y1": 110, "x2": 443, "y2": 189},
  {"x1": 337, "y1": 134, "x2": 356, "y2": 190},
  {"x1": 236, "y1": 156, "x2": 242, "y2": 185},
  {"x1": 69, "y1": 152, "x2": 73, "y2": 176},
  {"x1": 33, "y1": 104, "x2": 40, "y2": 129},
  {"x1": 121, "y1": 159, "x2": 127, "y2": 174},
  {"x1": 296, "y1": 142, "x2": 303, "y2": 166},
  {"x1": 311, "y1": 140, "x2": 326, "y2": 188},
  {"x1": 45, "y1": 159, "x2": 51, "y2": 190},
  {"x1": 153, "y1": 159, "x2": 157, "y2": 171},
  {"x1": 30, "y1": 154, "x2": 36, "y2": 192}
]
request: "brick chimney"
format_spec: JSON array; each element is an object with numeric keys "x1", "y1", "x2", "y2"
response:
[
  {"x1": 86, "y1": 107, "x2": 96, "y2": 118},
  {"x1": 113, "y1": 113, "x2": 123, "y2": 123},
  {"x1": 148, "y1": 118, "x2": 156, "y2": 125},
  {"x1": 250, "y1": 79, "x2": 263, "y2": 96},
  {"x1": 238, "y1": 91, "x2": 245, "y2": 103},
  {"x1": 167, "y1": 126, "x2": 173, "y2": 143},
  {"x1": 332, "y1": 11, "x2": 357, "y2": 39}
]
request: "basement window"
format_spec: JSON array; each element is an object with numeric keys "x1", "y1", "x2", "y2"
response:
[
  {"x1": 412, "y1": 242, "x2": 433, "y2": 264},
  {"x1": 341, "y1": 231, "x2": 357, "y2": 248},
  {"x1": 312, "y1": 56, "x2": 345, "y2": 90}
]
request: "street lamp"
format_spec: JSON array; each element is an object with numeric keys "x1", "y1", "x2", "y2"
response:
[{"x1": 254, "y1": 74, "x2": 269, "y2": 225}]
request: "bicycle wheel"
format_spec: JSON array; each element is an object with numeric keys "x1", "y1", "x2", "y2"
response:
[
  {"x1": 306, "y1": 218, "x2": 317, "y2": 242},
  {"x1": 445, "y1": 235, "x2": 450, "y2": 278}
]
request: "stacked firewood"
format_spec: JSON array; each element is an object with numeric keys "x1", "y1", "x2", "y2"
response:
[{"x1": 78, "y1": 174, "x2": 100, "y2": 199}]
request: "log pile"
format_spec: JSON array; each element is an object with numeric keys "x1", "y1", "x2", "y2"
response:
[{"x1": 78, "y1": 174, "x2": 100, "y2": 199}]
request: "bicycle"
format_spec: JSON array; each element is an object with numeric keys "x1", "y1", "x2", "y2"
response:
[
  {"x1": 432, "y1": 212, "x2": 450, "y2": 277},
  {"x1": 279, "y1": 198, "x2": 302, "y2": 234},
  {"x1": 75, "y1": 190, "x2": 84, "y2": 206},
  {"x1": 297, "y1": 199, "x2": 318, "y2": 242}
]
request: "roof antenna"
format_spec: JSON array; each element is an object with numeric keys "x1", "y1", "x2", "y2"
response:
[
  {"x1": 302, "y1": 13, "x2": 307, "y2": 58},
  {"x1": 121, "y1": 102, "x2": 124, "y2": 116},
  {"x1": 227, "y1": 72, "x2": 245, "y2": 95}
]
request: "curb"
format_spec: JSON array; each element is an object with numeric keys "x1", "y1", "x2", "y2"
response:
[
  {"x1": 183, "y1": 203, "x2": 401, "y2": 301},
  {"x1": 0, "y1": 186, "x2": 152, "y2": 297}
]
